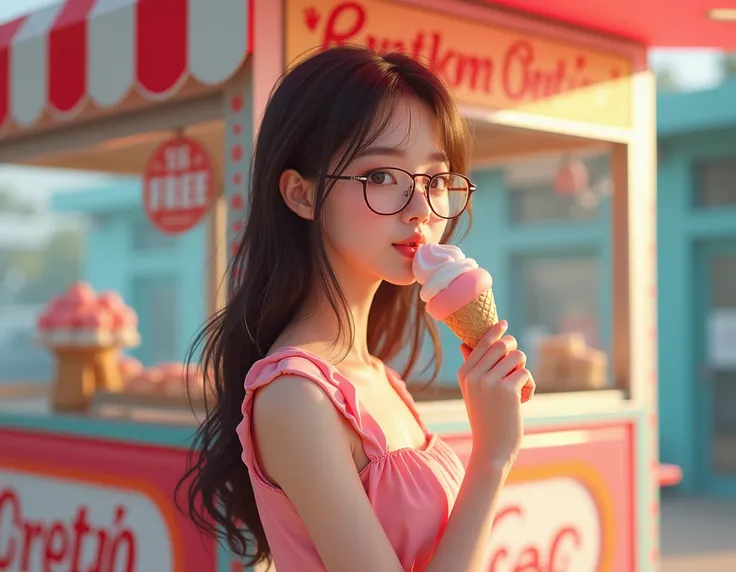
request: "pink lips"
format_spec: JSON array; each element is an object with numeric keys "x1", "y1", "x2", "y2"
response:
[
  {"x1": 393, "y1": 234, "x2": 425, "y2": 259},
  {"x1": 393, "y1": 244, "x2": 419, "y2": 258},
  {"x1": 393, "y1": 233, "x2": 426, "y2": 259}
]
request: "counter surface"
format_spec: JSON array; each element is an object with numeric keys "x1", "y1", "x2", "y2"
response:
[
  {"x1": 0, "y1": 384, "x2": 638, "y2": 446},
  {"x1": 0, "y1": 385, "x2": 643, "y2": 571}
]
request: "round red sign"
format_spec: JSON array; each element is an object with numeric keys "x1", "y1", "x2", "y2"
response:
[{"x1": 142, "y1": 136, "x2": 215, "y2": 235}]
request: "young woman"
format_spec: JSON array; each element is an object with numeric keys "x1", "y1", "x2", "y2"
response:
[{"x1": 179, "y1": 46, "x2": 535, "y2": 571}]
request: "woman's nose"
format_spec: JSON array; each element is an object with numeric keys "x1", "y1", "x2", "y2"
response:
[{"x1": 402, "y1": 179, "x2": 432, "y2": 223}]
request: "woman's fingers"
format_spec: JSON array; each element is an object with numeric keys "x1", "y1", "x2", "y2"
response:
[
  {"x1": 474, "y1": 336, "x2": 518, "y2": 377},
  {"x1": 488, "y1": 350, "x2": 526, "y2": 382},
  {"x1": 458, "y1": 321, "x2": 534, "y2": 404},
  {"x1": 505, "y1": 367, "x2": 533, "y2": 396},
  {"x1": 460, "y1": 344, "x2": 472, "y2": 360},
  {"x1": 458, "y1": 321, "x2": 507, "y2": 374},
  {"x1": 520, "y1": 375, "x2": 536, "y2": 403}
]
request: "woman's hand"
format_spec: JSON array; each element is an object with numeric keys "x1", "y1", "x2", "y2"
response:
[{"x1": 457, "y1": 321, "x2": 536, "y2": 471}]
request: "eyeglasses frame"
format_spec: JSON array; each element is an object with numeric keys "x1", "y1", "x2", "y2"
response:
[{"x1": 324, "y1": 166, "x2": 477, "y2": 219}]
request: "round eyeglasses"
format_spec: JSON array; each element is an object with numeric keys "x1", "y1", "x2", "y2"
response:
[{"x1": 325, "y1": 167, "x2": 476, "y2": 219}]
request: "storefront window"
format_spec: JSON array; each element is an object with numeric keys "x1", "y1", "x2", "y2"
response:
[
  {"x1": 696, "y1": 157, "x2": 736, "y2": 208},
  {"x1": 510, "y1": 184, "x2": 598, "y2": 223},
  {"x1": 708, "y1": 253, "x2": 736, "y2": 475},
  {"x1": 515, "y1": 254, "x2": 607, "y2": 393},
  {"x1": 508, "y1": 152, "x2": 611, "y2": 224}
]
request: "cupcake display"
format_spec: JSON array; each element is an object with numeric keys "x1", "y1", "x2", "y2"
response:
[
  {"x1": 118, "y1": 358, "x2": 211, "y2": 406},
  {"x1": 37, "y1": 282, "x2": 141, "y2": 412},
  {"x1": 534, "y1": 333, "x2": 608, "y2": 392}
]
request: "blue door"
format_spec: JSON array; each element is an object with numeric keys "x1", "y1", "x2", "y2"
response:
[{"x1": 695, "y1": 239, "x2": 736, "y2": 495}]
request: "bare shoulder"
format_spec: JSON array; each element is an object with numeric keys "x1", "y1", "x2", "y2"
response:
[
  {"x1": 251, "y1": 374, "x2": 353, "y2": 483},
  {"x1": 252, "y1": 373, "x2": 341, "y2": 431}
]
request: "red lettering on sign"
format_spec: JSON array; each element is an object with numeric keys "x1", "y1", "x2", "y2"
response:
[
  {"x1": 314, "y1": 1, "x2": 599, "y2": 104},
  {"x1": 0, "y1": 487, "x2": 137, "y2": 572},
  {"x1": 322, "y1": 2, "x2": 364, "y2": 46},
  {"x1": 0, "y1": 488, "x2": 19, "y2": 567},
  {"x1": 488, "y1": 505, "x2": 585, "y2": 572}
]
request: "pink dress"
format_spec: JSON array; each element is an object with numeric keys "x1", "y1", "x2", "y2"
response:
[{"x1": 237, "y1": 347, "x2": 466, "y2": 571}]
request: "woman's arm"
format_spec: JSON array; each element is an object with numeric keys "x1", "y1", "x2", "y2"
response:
[
  {"x1": 253, "y1": 375, "x2": 405, "y2": 572},
  {"x1": 423, "y1": 457, "x2": 507, "y2": 571},
  {"x1": 425, "y1": 324, "x2": 534, "y2": 571}
]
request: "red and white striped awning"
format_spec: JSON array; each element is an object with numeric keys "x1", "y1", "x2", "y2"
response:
[{"x1": 0, "y1": 0, "x2": 249, "y2": 134}]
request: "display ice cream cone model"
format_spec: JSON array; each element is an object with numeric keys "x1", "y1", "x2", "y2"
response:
[
  {"x1": 413, "y1": 244, "x2": 497, "y2": 349},
  {"x1": 37, "y1": 282, "x2": 141, "y2": 412}
]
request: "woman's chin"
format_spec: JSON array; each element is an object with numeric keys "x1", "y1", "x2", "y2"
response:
[{"x1": 381, "y1": 267, "x2": 418, "y2": 287}]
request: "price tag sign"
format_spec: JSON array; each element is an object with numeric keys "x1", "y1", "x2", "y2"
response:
[{"x1": 143, "y1": 136, "x2": 215, "y2": 234}]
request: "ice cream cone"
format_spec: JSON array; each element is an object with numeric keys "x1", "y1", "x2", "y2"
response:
[
  {"x1": 49, "y1": 345, "x2": 101, "y2": 411},
  {"x1": 412, "y1": 244, "x2": 499, "y2": 349},
  {"x1": 444, "y1": 288, "x2": 498, "y2": 349}
]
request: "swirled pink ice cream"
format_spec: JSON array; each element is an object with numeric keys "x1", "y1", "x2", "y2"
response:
[{"x1": 413, "y1": 244, "x2": 497, "y2": 348}]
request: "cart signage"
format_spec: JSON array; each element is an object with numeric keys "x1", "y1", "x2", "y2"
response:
[
  {"x1": 487, "y1": 470, "x2": 604, "y2": 571},
  {"x1": 285, "y1": 0, "x2": 632, "y2": 129},
  {"x1": 143, "y1": 136, "x2": 216, "y2": 235},
  {"x1": 442, "y1": 424, "x2": 634, "y2": 572},
  {"x1": 0, "y1": 428, "x2": 217, "y2": 572},
  {"x1": 0, "y1": 470, "x2": 174, "y2": 572}
]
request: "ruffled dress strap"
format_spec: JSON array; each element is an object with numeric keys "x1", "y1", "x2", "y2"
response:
[{"x1": 239, "y1": 347, "x2": 389, "y2": 486}]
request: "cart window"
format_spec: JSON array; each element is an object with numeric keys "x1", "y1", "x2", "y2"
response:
[
  {"x1": 511, "y1": 184, "x2": 598, "y2": 223},
  {"x1": 508, "y1": 153, "x2": 610, "y2": 224},
  {"x1": 695, "y1": 157, "x2": 736, "y2": 208},
  {"x1": 515, "y1": 254, "x2": 608, "y2": 393}
]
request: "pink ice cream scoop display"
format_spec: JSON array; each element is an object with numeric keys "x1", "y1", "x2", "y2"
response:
[
  {"x1": 413, "y1": 244, "x2": 498, "y2": 349},
  {"x1": 37, "y1": 282, "x2": 140, "y2": 348},
  {"x1": 35, "y1": 282, "x2": 141, "y2": 412}
]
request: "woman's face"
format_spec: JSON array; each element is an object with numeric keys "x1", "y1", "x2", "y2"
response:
[{"x1": 322, "y1": 97, "x2": 452, "y2": 287}]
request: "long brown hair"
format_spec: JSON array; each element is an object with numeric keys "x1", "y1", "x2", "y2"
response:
[{"x1": 177, "y1": 45, "x2": 470, "y2": 567}]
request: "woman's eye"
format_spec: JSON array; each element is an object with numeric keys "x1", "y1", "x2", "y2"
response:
[
  {"x1": 431, "y1": 176, "x2": 449, "y2": 190},
  {"x1": 368, "y1": 171, "x2": 396, "y2": 185}
]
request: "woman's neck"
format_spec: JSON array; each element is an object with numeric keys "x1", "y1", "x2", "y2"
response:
[{"x1": 276, "y1": 275, "x2": 382, "y2": 367}]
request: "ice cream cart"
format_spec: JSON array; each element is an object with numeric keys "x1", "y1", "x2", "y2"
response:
[{"x1": 0, "y1": 0, "x2": 729, "y2": 570}]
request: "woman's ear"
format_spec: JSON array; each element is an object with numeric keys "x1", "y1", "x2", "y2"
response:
[{"x1": 279, "y1": 169, "x2": 315, "y2": 220}]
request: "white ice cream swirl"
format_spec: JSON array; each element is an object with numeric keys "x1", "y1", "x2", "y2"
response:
[{"x1": 413, "y1": 244, "x2": 487, "y2": 303}]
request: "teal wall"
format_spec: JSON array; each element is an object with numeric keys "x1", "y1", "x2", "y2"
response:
[
  {"x1": 656, "y1": 80, "x2": 736, "y2": 494},
  {"x1": 53, "y1": 182, "x2": 208, "y2": 365},
  {"x1": 657, "y1": 129, "x2": 736, "y2": 494}
]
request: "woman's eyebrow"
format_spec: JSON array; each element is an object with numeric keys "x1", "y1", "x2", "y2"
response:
[{"x1": 354, "y1": 146, "x2": 449, "y2": 163}]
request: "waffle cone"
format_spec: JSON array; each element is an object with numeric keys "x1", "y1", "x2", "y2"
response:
[{"x1": 444, "y1": 288, "x2": 498, "y2": 349}]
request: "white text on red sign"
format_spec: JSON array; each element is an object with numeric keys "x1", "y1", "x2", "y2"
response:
[{"x1": 146, "y1": 171, "x2": 211, "y2": 213}]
